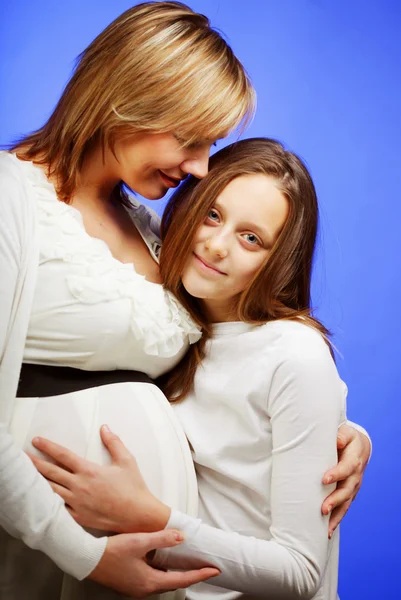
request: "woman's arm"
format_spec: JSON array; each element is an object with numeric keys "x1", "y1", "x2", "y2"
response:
[
  {"x1": 0, "y1": 159, "x2": 106, "y2": 579},
  {"x1": 0, "y1": 158, "x2": 218, "y2": 595},
  {"x1": 322, "y1": 381, "x2": 371, "y2": 535}
]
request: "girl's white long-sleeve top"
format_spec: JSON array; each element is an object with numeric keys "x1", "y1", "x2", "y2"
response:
[{"x1": 157, "y1": 320, "x2": 350, "y2": 600}]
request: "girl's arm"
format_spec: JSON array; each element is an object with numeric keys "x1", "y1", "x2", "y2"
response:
[
  {"x1": 31, "y1": 331, "x2": 344, "y2": 598},
  {"x1": 153, "y1": 336, "x2": 343, "y2": 598}
]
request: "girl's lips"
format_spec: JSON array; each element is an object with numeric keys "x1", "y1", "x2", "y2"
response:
[
  {"x1": 193, "y1": 253, "x2": 226, "y2": 276},
  {"x1": 159, "y1": 171, "x2": 182, "y2": 188}
]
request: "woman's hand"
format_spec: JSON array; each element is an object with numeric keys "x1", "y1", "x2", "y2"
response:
[
  {"x1": 29, "y1": 425, "x2": 170, "y2": 533},
  {"x1": 88, "y1": 530, "x2": 219, "y2": 597},
  {"x1": 322, "y1": 423, "x2": 371, "y2": 537}
]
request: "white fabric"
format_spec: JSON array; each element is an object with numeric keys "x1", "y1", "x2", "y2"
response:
[
  {"x1": 0, "y1": 150, "x2": 370, "y2": 598},
  {"x1": 5, "y1": 382, "x2": 198, "y2": 600},
  {"x1": 22, "y1": 156, "x2": 200, "y2": 373},
  {"x1": 10, "y1": 383, "x2": 198, "y2": 515},
  {"x1": 0, "y1": 151, "x2": 200, "y2": 587},
  {"x1": 156, "y1": 320, "x2": 348, "y2": 600}
]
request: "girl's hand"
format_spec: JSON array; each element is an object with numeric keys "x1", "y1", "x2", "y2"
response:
[
  {"x1": 321, "y1": 423, "x2": 370, "y2": 537},
  {"x1": 29, "y1": 425, "x2": 170, "y2": 533}
]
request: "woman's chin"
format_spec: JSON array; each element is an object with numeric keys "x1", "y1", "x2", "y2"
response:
[{"x1": 141, "y1": 189, "x2": 167, "y2": 201}]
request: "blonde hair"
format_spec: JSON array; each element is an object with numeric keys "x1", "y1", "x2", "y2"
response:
[{"x1": 13, "y1": 1, "x2": 255, "y2": 202}]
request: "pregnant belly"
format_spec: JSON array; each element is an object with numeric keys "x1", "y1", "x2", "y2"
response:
[{"x1": 11, "y1": 382, "x2": 198, "y2": 515}]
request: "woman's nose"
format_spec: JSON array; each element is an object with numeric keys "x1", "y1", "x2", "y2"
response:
[{"x1": 182, "y1": 146, "x2": 210, "y2": 179}]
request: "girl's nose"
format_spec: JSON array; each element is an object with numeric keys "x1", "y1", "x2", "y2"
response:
[{"x1": 205, "y1": 237, "x2": 228, "y2": 258}]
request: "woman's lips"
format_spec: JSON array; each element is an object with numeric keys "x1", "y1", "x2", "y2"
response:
[
  {"x1": 159, "y1": 171, "x2": 182, "y2": 188},
  {"x1": 193, "y1": 253, "x2": 227, "y2": 276}
]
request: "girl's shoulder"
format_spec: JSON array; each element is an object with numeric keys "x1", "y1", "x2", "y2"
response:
[{"x1": 257, "y1": 319, "x2": 333, "y2": 366}]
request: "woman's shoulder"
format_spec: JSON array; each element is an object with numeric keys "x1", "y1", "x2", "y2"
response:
[
  {"x1": 0, "y1": 151, "x2": 27, "y2": 185},
  {"x1": 0, "y1": 151, "x2": 37, "y2": 223},
  {"x1": 0, "y1": 151, "x2": 45, "y2": 198}
]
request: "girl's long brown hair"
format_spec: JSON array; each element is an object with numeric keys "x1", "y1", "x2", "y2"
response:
[
  {"x1": 11, "y1": 2, "x2": 254, "y2": 202},
  {"x1": 159, "y1": 137, "x2": 332, "y2": 402}
]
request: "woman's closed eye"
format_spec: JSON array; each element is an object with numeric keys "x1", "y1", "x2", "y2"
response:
[{"x1": 174, "y1": 133, "x2": 217, "y2": 150}]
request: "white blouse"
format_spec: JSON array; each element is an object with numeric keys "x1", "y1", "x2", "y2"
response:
[
  {"x1": 0, "y1": 152, "x2": 199, "y2": 587},
  {"x1": 21, "y1": 157, "x2": 201, "y2": 376}
]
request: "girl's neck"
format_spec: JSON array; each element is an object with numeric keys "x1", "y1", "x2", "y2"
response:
[{"x1": 201, "y1": 298, "x2": 238, "y2": 324}]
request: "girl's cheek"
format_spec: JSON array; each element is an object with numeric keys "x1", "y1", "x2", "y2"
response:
[{"x1": 194, "y1": 227, "x2": 209, "y2": 244}]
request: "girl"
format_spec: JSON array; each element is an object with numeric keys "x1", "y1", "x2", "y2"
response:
[
  {"x1": 32, "y1": 138, "x2": 370, "y2": 599},
  {"x1": 0, "y1": 2, "x2": 253, "y2": 598}
]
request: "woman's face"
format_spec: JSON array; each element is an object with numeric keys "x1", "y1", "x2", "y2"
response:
[
  {"x1": 181, "y1": 173, "x2": 289, "y2": 322},
  {"x1": 113, "y1": 132, "x2": 213, "y2": 199}
]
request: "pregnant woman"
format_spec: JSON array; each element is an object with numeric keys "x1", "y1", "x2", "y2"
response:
[{"x1": 0, "y1": 3, "x2": 254, "y2": 598}]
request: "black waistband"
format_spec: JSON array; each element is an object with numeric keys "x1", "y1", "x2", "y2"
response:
[{"x1": 17, "y1": 363, "x2": 156, "y2": 398}]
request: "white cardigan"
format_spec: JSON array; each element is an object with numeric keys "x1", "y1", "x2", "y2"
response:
[{"x1": 0, "y1": 152, "x2": 107, "y2": 579}]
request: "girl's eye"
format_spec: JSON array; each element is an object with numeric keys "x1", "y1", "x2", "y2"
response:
[
  {"x1": 207, "y1": 209, "x2": 220, "y2": 222},
  {"x1": 242, "y1": 233, "x2": 260, "y2": 245}
]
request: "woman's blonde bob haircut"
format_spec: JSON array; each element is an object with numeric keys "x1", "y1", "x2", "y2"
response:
[{"x1": 14, "y1": 1, "x2": 255, "y2": 201}]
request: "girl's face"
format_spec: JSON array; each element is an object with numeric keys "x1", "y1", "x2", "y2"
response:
[
  {"x1": 113, "y1": 132, "x2": 213, "y2": 199},
  {"x1": 181, "y1": 173, "x2": 289, "y2": 322}
]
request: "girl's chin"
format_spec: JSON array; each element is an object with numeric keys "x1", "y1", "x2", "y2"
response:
[
  {"x1": 182, "y1": 286, "x2": 202, "y2": 300},
  {"x1": 180, "y1": 273, "x2": 205, "y2": 298}
]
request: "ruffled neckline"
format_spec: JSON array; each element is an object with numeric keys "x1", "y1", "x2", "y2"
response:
[{"x1": 13, "y1": 154, "x2": 202, "y2": 357}]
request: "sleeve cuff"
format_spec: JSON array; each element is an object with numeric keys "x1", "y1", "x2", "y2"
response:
[
  {"x1": 345, "y1": 419, "x2": 373, "y2": 462},
  {"x1": 34, "y1": 505, "x2": 107, "y2": 580},
  {"x1": 154, "y1": 509, "x2": 201, "y2": 570}
]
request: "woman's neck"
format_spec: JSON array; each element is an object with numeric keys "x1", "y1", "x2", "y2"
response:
[{"x1": 72, "y1": 141, "x2": 121, "y2": 204}]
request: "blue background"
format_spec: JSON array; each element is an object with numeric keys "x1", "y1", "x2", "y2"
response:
[{"x1": 1, "y1": 1, "x2": 400, "y2": 597}]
